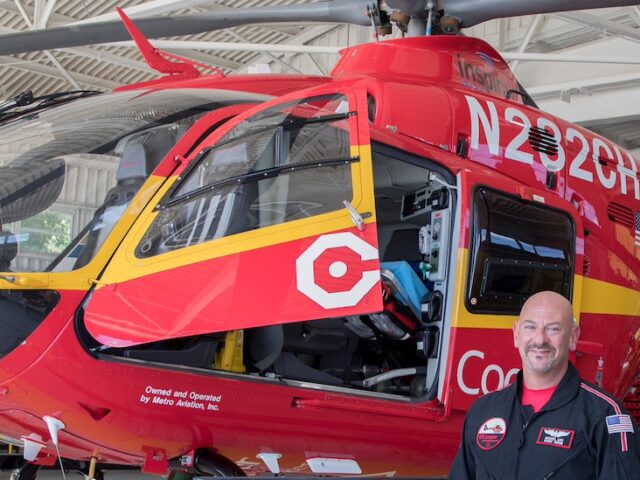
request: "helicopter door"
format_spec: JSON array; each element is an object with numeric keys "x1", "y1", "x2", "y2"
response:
[
  {"x1": 441, "y1": 169, "x2": 583, "y2": 412},
  {"x1": 82, "y1": 88, "x2": 382, "y2": 349}
]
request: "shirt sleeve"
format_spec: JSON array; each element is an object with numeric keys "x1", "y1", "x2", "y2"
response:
[
  {"x1": 449, "y1": 414, "x2": 476, "y2": 480},
  {"x1": 594, "y1": 405, "x2": 640, "y2": 479}
]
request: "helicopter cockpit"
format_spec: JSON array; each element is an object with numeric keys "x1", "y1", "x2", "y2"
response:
[{"x1": 0, "y1": 88, "x2": 270, "y2": 358}]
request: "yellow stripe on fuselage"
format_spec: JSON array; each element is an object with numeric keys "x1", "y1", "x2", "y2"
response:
[
  {"x1": 449, "y1": 248, "x2": 637, "y2": 330},
  {"x1": 581, "y1": 277, "x2": 640, "y2": 317}
]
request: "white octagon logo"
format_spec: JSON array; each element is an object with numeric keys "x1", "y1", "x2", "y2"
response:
[{"x1": 296, "y1": 232, "x2": 380, "y2": 309}]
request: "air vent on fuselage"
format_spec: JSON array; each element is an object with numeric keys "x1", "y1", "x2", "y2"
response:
[
  {"x1": 583, "y1": 255, "x2": 591, "y2": 276},
  {"x1": 529, "y1": 126, "x2": 558, "y2": 156},
  {"x1": 607, "y1": 202, "x2": 634, "y2": 228}
]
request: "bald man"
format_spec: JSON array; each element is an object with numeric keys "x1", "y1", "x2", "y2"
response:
[{"x1": 449, "y1": 291, "x2": 640, "y2": 479}]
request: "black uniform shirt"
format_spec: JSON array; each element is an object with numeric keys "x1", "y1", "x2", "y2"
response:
[{"x1": 450, "y1": 363, "x2": 640, "y2": 479}]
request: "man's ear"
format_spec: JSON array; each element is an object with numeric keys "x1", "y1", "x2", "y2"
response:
[
  {"x1": 569, "y1": 325, "x2": 581, "y2": 351},
  {"x1": 513, "y1": 321, "x2": 519, "y2": 349}
]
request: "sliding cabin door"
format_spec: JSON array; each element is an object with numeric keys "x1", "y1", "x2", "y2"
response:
[{"x1": 441, "y1": 169, "x2": 584, "y2": 412}]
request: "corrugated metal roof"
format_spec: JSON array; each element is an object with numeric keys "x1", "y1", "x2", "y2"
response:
[
  {"x1": 1, "y1": 2, "x2": 639, "y2": 148},
  {"x1": 0, "y1": 0, "x2": 317, "y2": 97}
]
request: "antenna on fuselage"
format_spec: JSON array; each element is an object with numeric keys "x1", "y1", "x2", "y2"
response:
[{"x1": 43, "y1": 416, "x2": 67, "y2": 480}]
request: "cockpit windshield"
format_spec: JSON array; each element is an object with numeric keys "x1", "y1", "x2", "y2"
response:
[{"x1": 0, "y1": 88, "x2": 269, "y2": 273}]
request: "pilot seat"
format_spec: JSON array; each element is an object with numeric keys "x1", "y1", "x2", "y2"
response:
[
  {"x1": 244, "y1": 319, "x2": 359, "y2": 386},
  {"x1": 0, "y1": 230, "x2": 17, "y2": 271},
  {"x1": 73, "y1": 124, "x2": 181, "y2": 269}
]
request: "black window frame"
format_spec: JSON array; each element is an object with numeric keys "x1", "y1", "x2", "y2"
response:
[
  {"x1": 134, "y1": 94, "x2": 358, "y2": 259},
  {"x1": 466, "y1": 186, "x2": 575, "y2": 314}
]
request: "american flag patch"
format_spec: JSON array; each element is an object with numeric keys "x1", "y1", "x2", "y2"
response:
[
  {"x1": 636, "y1": 212, "x2": 640, "y2": 247},
  {"x1": 606, "y1": 415, "x2": 635, "y2": 434}
]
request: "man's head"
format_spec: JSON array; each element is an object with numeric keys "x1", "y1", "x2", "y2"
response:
[{"x1": 513, "y1": 291, "x2": 580, "y2": 387}]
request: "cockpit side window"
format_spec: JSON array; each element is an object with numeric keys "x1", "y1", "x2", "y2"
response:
[
  {"x1": 63, "y1": 124, "x2": 182, "y2": 270},
  {"x1": 466, "y1": 187, "x2": 574, "y2": 313},
  {"x1": 0, "y1": 89, "x2": 268, "y2": 273},
  {"x1": 136, "y1": 94, "x2": 355, "y2": 257}
]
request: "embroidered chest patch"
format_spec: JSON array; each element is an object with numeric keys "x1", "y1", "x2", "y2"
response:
[
  {"x1": 536, "y1": 427, "x2": 575, "y2": 449},
  {"x1": 477, "y1": 418, "x2": 507, "y2": 450}
]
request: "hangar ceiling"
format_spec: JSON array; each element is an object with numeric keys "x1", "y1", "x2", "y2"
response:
[{"x1": 1, "y1": 0, "x2": 640, "y2": 151}]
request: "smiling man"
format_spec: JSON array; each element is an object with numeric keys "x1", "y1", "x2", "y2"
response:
[{"x1": 449, "y1": 291, "x2": 640, "y2": 479}]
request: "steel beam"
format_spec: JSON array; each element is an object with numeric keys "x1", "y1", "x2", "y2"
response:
[
  {"x1": 554, "y1": 11, "x2": 640, "y2": 44},
  {"x1": 0, "y1": 55, "x2": 119, "y2": 90},
  {"x1": 109, "y1": 40, "x2": 342, "y2": 55},
  {"x1": 70, "y1": 0, "x2": 212, "y2": 25},
  {"x1": 628, "y1": 6, "x2": 640, "y2": 27},
  {"x1": 503, "y1": 52, "x2": 640, "y2": 65},
  {"x1": 232, "y1": 24, "x2": 343, "y2": 75},
  {"x1": 528, "y1": 70, "x2": 640, "y2": 98},
  {"x1": 35, "y1": 0, "x2": 57, "y2": 29},
  {"x1": 225, "y1": 29, "x2": 303, "y2": 74},
  {"x1": 12, "y1": 0, "x2": 79, "y2": 88},
  {"x1": 511, "y1": 15, "x2": 543, "y2": 72},
  {"x1": 536, "y1": 80, "x2": 640, "y2": 123}
]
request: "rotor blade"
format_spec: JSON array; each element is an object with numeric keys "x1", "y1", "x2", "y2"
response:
[
  {"x1": 0, "y1": 0, "x2": 376, "y2": 56},
  {"x1": 445, "y1": 0, "x2": 640, "y2": 27}
]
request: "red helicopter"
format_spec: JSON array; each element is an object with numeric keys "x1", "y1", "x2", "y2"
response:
[{"x1": 0, "y1": 0, "x2": 639, "y2": 478}]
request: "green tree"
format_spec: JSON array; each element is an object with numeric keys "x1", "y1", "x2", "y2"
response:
[{"x1": 21, "y1": 211, "x2": 71, "y2": 254}]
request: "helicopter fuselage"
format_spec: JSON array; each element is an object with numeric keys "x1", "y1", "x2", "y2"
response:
[{"x1": 0, "y1": 36, "x2": 638, "y2": 477}]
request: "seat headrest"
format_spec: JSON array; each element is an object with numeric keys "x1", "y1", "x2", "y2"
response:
[
  {"x1": 116, "y1": 143, "x2": 147, "y2": 182},
  {"x1": 244, "y1": 325, "x2": 283, "y2": 371},
  {"x1": 0, "y1": 230, "x2": 18, "y2": 270},
  {"x1": 115, "y1": 124, "x2": 181, "y2": 182}
]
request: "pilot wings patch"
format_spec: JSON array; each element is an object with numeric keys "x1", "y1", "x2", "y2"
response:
[{"x1": 536, "y1": 427, "x2": 575, "y2": 449}]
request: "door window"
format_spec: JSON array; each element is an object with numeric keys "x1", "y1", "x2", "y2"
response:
[
  {"x1": 467, "y1": 187, "x2": 575, "y2": 313},
  {"x1": 136, "y1": 94, "x2": 355, "y2": 257}
]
